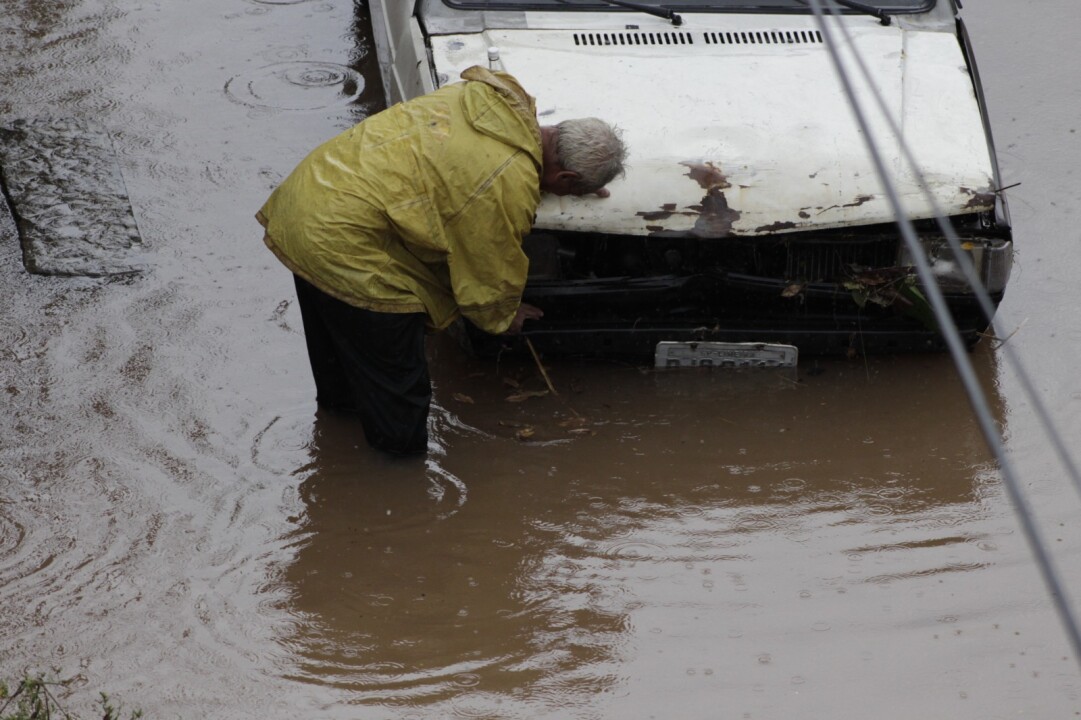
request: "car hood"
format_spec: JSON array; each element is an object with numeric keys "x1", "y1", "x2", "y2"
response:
[{"x1": 429, "y1": 20, "x2": 997, "y2": 238}]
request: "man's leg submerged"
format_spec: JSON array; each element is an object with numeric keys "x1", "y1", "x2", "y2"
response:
[
  {"x1": 343, "y1": 309, "x2": 431, "y2": 456},
  {"x1": 293, "y1": 275, "x2": 431, "y2": 455},
  {"x1": 294, "y1": 276, "x2": 355, "y2": 410}
]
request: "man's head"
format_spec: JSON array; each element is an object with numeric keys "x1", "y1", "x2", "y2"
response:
[{"x1": 540, "y1": 119, "x2": 627, "y2": 197}]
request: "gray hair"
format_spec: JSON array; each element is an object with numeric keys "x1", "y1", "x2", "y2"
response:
[{"x1": 555, "y1": 118, "x2": 628, "y2": 194}]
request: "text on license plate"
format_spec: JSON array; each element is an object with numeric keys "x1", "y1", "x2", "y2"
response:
[{"x1": 655, "y1": 341, "x2": 798, "y2": 369}]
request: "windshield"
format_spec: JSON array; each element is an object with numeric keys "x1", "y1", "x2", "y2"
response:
[{"x1": 443, "y1": 0, "x2": 935, "y2": 11}]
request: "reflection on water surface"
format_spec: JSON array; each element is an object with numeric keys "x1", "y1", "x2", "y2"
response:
[{"x1": 273, "y1": 344, "x2": 1005, "y2": 716}]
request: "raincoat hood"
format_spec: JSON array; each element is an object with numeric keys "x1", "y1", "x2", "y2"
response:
[{"x1": 460, "y1": 65, "x2": 543, "y2": 166}]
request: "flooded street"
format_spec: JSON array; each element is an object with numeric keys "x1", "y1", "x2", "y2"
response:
[{"x1": 2, "y1": 1, "x2": 1080, "y2": 717}]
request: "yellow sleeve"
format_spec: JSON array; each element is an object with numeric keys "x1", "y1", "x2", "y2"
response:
[{"x1": 444, "y1": 159, "x2": 538, "y2": 334}]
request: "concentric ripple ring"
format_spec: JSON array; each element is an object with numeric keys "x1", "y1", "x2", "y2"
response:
[{"x1": 225, "y1": 61, "x2": 364, "y2": 111}]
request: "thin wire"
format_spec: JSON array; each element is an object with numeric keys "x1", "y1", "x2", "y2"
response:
[
  {"x1": 806, "y1": 0, "x2": 1081, "y2": 666},
  {"x1": 821, "y1": 0, "x2": 1081, "y2": 510}
]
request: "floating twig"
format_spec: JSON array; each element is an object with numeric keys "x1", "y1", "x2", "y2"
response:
[
  {"x1": 524, "y1": 337, "x2": 583, "y2": 420},
  {"x1": 525, "y1": 337, "x2": 559, "y2": 397},
  {"x1": 990, "y1": 316, "x2": 1027, "y2": 349}
]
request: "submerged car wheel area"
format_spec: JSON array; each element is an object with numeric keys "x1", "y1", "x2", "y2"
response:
[{"x1": 368, "y1": 0, "x2": 1013, "y2": 360}]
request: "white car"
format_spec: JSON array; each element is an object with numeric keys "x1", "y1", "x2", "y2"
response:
[{"x1": 368, "y1": 0, "x2": 1012, "y2": 360}]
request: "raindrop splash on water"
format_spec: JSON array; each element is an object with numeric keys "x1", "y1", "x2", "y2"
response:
[
  {"x1": 224, "y1": 61, "x2": 364, "y2": 111},
  {"x1": 602, "y1": 541, "x2": 668, "y2": 562}
]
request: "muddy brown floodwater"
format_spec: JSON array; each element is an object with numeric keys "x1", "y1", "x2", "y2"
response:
[{"x1": 2, "y1": 1, "x2": 1080, "y2": 718}]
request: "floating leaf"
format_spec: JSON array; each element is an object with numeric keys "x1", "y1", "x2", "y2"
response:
[
  {"x1": 502, "y1": 376, "x2": 521, "y2": 389},
  {"x1": 558, "y1": 416, "x2": 589, "y2": 429},
  {"x1": 897, "y1": 283, "x2": 938, "y2": 331},
  {"x1": 567, "y1": 428, "x2": 596, "y2": 437},
  {"x1": 515, "y1": 426, "x2": 536, "y2": 441},
  {"x1": 781, "y1": 283, "x2": 803, "y2": 298},
  {"x1": 452, "y1": 392, "x2": 474, "y2": 404}
]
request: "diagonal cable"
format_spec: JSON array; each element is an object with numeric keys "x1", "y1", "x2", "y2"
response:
[
  {"x1": 820, "y1": 0, "x2": 1081, "y2": 511},
  {"x1": 806, "y1": 0, "x2": 1081, "y2": 667}
]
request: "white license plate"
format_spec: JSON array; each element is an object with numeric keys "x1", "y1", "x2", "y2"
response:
[{"x1": 655, "y1": 341, "x2": 798, "y2": 369}]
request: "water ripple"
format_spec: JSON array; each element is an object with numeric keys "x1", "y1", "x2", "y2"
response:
[
  {"x1": 225, "y1": 61, "x2": 364, "y2": 111},
  {"x1": 0, "y1": 501, "x2": 27, "y2": 570},
  {"x1": 733, "y1": 510, "x2": 782, "y2": 533},
  {"x1": 0, "y1": 323, "x2": 42, "y2": 362},
  {"x1": 602, "y1": 541, "x2": 668, "y2": 562}
]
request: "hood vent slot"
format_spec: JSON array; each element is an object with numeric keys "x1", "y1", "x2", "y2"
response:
[
  {"x1": 703, "y1": 30, "x2": 823, "y2": 45},
  {"x1": 571, "y1": 30, "x2": 824, "y2": 48},
  {"x1": 573, "y1": 31, "x2": 694, "y2": 46}
]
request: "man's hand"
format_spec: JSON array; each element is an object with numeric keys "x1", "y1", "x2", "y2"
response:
[{"x1": 505, "y1": 303, "x2": 544, "y2": 334}]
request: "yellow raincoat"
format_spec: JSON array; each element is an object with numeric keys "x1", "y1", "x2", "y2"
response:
[{"x1": 256, "y1": 67, "x2": 543, "y2": 334}]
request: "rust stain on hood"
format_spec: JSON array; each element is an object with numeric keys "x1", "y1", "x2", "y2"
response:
[
  {"x1": 681, "y1": 161, "x2": 740, "y2": 238},
  {"x1": 960, "y1": 186, "x2": 996, "y2": 210},
  {"x1": 631, "y1": 160, "x2": 743, "y2": 237},
  {"x1": 755, "y1": 220, "x2": 798, "y2": 233},
  {"x1": 636, "y1": 162, "x2": 742, "y2": 238},
  {"x1": 682, "y1": 161, "x2": 732, "y2": 192},
  {"x1": 687, "y1": 191, "x2": 741, "y2": 238},
  {"x1": 637, "y1": 203, "x2": 679, "y2": 222}
]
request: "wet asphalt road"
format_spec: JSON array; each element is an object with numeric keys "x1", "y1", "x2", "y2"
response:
[{"x1": 1, "y1": 1, "x2": 1080, "y2": 718}]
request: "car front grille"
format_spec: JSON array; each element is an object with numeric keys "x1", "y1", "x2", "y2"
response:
[
  {"x1": 779, "y1": 237, "x2": 899, "y2": 282},
  {"x1": 524, "y1": 230, "x2": 904, "y2": 283}
]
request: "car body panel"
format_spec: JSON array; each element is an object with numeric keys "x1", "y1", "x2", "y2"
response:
[{"x1": 428, "y1": 21, "x2": 995, "y2": 238}]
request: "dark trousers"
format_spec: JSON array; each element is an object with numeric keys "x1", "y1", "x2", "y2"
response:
[{"x1": 293, "y1": 275, "x2": 431, "y2": 456}]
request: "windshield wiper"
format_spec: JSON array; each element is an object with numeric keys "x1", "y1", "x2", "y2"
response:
[
  {"x1": 794, "y1": 0, "x2": 891, "y2": 25},
  {"x1": 562, "y1": 0, "x2": 683, "y2": 26}
]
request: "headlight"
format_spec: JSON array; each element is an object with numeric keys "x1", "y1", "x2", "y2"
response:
[{"x1": 899, "y1": 237, "x2": 1013, "y2": 294}]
